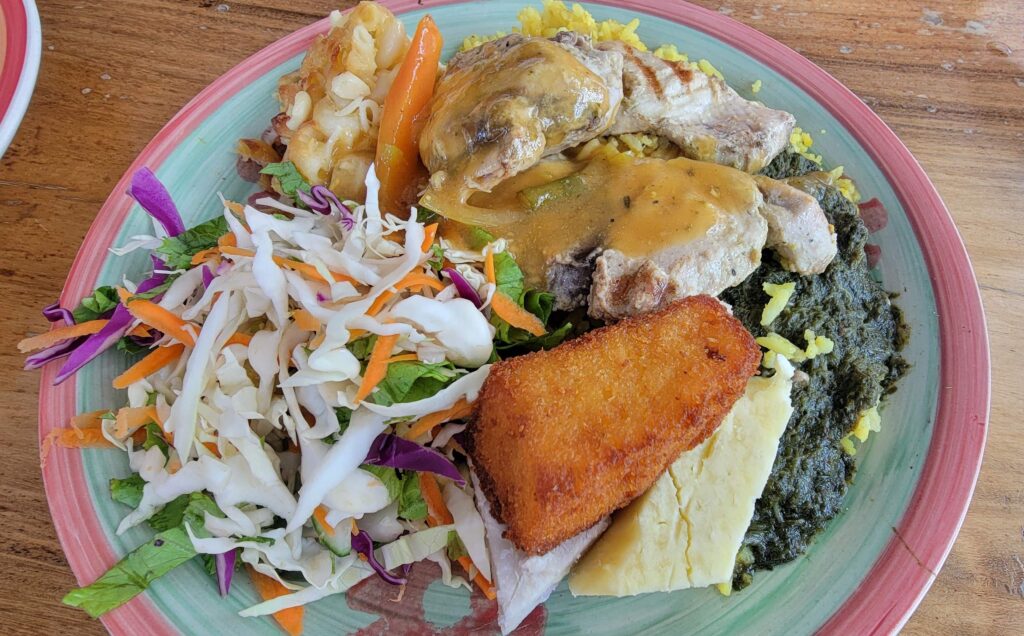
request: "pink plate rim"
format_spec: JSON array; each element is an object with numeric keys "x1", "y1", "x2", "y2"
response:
[
  {"x1": 37, "y1": 1, "x2": 990, "y2": 635},
  {"x1": 0, "y1": 0, "x2": 42, "y2": 155}
]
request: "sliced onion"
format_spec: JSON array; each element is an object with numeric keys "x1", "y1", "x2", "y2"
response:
[
  {"x1": 42, "y1": 302, "x2": 75, "y2": 324},
  {"x1": 441, "y1": 268, "x2": 482, "y2": 309},
  {"x1": 127, "y1": 168, "x2": 185, "y2": 237},
  {"x1": 363, "y1": 433, "x2": 465, "y2": 486},
  {"x1": 202, "y1": 265, "x2": 215, "y2": 289},
  {"x1": 350, "y1": 527, "x2": 406, "y2": 585},
  {"x1": 297, "y1": 185, "x2": 355, "y2": 229},
  {"x1": 215, "y1": 549, "x2": 237, "y2": 597},
  {"x1": 53, "y1": 257, "x2": 169, "y2": 384},
  {"x1": 24, "y1": 337, "x2": 84, "y2": 370}
]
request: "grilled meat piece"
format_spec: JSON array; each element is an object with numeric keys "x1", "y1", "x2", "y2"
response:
[
  {"x1": 754, "y1": 175, "x2": 837, "y2": 274},
  {"x1": 586, "y1": 195, "x2": 768, "y2": 320},
  {"x1": 599, "y1": 40, "x2": 794, "y2": 172},
  {"x1": 419, "y1": 32, "x2": 623, "y2": 195},
  {"x1": 466, "y1": 296, "x2": 761, "y2": 555}
]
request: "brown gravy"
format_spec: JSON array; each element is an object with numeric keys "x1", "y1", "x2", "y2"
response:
[{"x1": 457, "y1": 149, "x2": 759, "y2": 286}]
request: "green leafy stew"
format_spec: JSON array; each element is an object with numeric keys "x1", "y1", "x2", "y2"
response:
[{"x1": 721, "y1": 152, "x2": 907, "y2": 588}]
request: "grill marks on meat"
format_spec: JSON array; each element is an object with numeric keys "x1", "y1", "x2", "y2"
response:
[
  {"x1": 598, "y1": 40, "x2": 795, "y2": 173},
  {"x1": 466, "y1": 296, "x2": 761, "y2": 555},
  {"x1": 419, "y1": 33, "x2": 624, "y2": 195}
]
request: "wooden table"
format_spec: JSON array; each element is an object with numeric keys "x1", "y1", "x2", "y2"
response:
[{"x1": 1, "y1": 1, "x2": 1020, "y2": 633}]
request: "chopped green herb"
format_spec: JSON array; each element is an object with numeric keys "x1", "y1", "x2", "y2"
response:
[
  {"x1": 155, "y1": 215, "x2": 229, "y2": 270},
  {"x1": 260, "y1": 161, "x2": 312, "y2": 199},
  {"x1": 109, "y1": 475, "x2": 145, "y2": 509},
  {"x1": 141, "y1": 422, "x2": 169, "y2": 457}
]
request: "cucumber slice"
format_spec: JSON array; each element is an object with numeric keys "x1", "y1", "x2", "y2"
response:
[{"x1": 313, "y1": 517, "x2": 351, "y2": 557}]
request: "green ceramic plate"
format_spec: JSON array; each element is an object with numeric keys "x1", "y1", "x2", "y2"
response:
[{"x1": 38, "y1": 1, "x2": 989, "y2": 634}]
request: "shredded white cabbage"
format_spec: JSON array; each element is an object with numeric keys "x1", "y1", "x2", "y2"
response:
[
  {"x1": 100, "y1": 160, "x2": 508, "y2": 620},
  {"x1": 381, "y1": 524, "x2": 455, "y2": 570}
]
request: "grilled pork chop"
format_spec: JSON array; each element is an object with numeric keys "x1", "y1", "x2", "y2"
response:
[
  {"x1": 598, "y1": 40, "x2": 795, "y2": 173},
  {"x1": 586, "y1": 205, "x2": 768, "y2": 320},
  {"x1": 419, "y1": 32, "x2": 623, "y2": 195},
  {"x1": 560, "y1": 170, "x2": 835, "y2": 321},
  {"x1": 754, "y1": 175, "x2": 838, "y2": 274}
]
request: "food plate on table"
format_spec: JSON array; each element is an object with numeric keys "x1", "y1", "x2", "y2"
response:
[
  {"x1": 30, "y1": 1, "x2": 988, "y2": 635},
  {"x1": 0, "y1": 0, "x2": 41, "y2": 156}
]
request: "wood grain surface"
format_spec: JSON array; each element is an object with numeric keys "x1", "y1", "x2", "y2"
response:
[{"x1": 1, "y1": 1, "x2": 1020, "y2": 634}]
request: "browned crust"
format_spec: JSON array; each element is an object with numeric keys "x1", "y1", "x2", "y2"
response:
[{"x1": 465, "y1": 296, "x2": 761, "y2": 555}]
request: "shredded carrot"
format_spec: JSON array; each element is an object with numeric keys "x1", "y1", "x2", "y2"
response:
[
  {"x1": 490, "y1": 292, "x2": 546, "y2": 336},
  {"x1": 70, "y1": 410, "x2": 107, "y2": 433},
  {"x1": 367, "y1": 271, "x2": 446, "y2": 316},
  {"x1": 114, "y1": 406, "x2": 158, "y2": 439},
  {"x1": 203, "y1": 441, "x2": 220, "y2": 457},
  {"x1": 421, "y1": 223, "x2": 438, "y2": 253},
  {"x1": 220, "y1": 245, "x2": 359, "y2": 286},
  {"x1": 484, "y1": 250, "x2": 496, "y2": 285},
  {"x1": 18, "y1": 320, "x2": 109, "y2": 353},
  {"x1": 313, "y1": 505, "x2": 335, "y2": 536},
  {"x1": 190, "y1": 247, "x2": 220, "y2": 265},
  {"x1": 248, "y1": 567, "x2": 304, "y2": 636},
  {"x1": 218, "y1": 232, "x2": 237, "y2": 248},
  {"x1": 354, "y1": 334, "x2": 399, "y2": 403},
  {"x1": 461, "y1": 555, "x2": 497, "y2": 600},
  {"x1": 224, "y1": 332, "x2": 252, "y2": 347},
  {"x1": 400, "y1": 271, "x2": 445, "y2": 292},
  {"x1": 118, "y1": 289, "x2": 198, "y2": 346},
  {"x1": 129, "y1": 324, "x2": 154, "y2": 338},
  {"x1": 386, "y1": 353, "x2": 420, "y2": 364},
  {"x1": 404, "y1": 398, "x2": 473, "y2": 440},
  {"x1": 419, "y1": 473, "x2": 454, "y2": 525},
  {"x1": 419, "y1": 473, "x2": 496, "y2": 599},
  {"x1": 20, "y1": 320, "x2": 147, "y2": 353},
  {"x1": 224, "y1": 201, "x2": 246, "y2": 216},
  {"x1": 292, "y1": 309, "x2": 320, "y2": 331},
  {"x1": 309, "y1": 331, "x2": 326, "y2": 349},
  {"x1": 112, "y1": 344, "x2": 185, "y2": 389},
  {"x1": 40, "y1": 427, "x2": 116, "y2": 467}
]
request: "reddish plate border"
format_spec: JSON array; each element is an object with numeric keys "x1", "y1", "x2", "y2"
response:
[
  {"x1": 38, "y1": 1, "x2": 990, "y2": 634},
  {"x1": 0, "y1": 0, "x2": 28, "y2": 121}
]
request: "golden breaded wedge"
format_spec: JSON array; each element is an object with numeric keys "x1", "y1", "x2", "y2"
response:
[{"x1": 467, "y1": 295, "x2": 760, "y2": 555}]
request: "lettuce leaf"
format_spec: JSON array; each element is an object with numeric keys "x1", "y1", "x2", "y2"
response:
[
  {"x1": 154, "y1": 215, "x2": 228, "y2": 270},
  {"x1": 72, "y1": 286, "x2": 119, "y2": 323},
  {"x1": 346, "y1": 335, "x2": 376, "y2": 362},
  {"x1": 489, "y1": 253, "x2": 573, "y2": 352},
  {"x1": 360, "y1": 465, "x2": 427, "y2": 521},
  {"x1": 361, "y1": 465, "x2": 401, "y2": 501},
  {"x1": 62, "y1": 525, "x2": 197, "y2": 618},
  {"x1": 110, "y1": 475, "x2": 144, "y2": 509},
  {"x1": 491, "y1": 251, "x2": 524, "y2": 304},
  {"x1": 397, "y1": 472, "x2": 428, "y2": 521},
  {"x1": 446, "y1": 530, "x2": 468, "y2": 561},
  {"x1": 371, "y1": 361, "x2": 457, "y2": 407},
  {"x1": 63, "y1": 492, "x2": 222, "y2": 618},
  {"x1": 141, "y1": 422, "x2": 169, "y2": 457}
]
